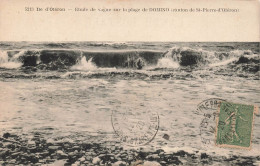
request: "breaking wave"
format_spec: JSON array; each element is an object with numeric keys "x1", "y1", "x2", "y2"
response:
[
  {"x1": 0, "y1": 46, "x2": 259, "y2": 74},
  {"x1": 0, "y1": 50, "x2": 22, "y2": 69},
  {"x1": 71, "y1": 56, "x2": 97, "y2": 71}
]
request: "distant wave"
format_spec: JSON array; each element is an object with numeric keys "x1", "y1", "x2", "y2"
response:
[{"x1": 0, "y1": 49, "x2": 163, "y2": 70}]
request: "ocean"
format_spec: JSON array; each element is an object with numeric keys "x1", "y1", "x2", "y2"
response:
[{"x1": 0, "y1": 42, "x2": 259, "y2": 165}]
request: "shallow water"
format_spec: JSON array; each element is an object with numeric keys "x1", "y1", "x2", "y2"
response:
[{"x1": 0, "y1": 71, "x2": 259, "y2": 157}]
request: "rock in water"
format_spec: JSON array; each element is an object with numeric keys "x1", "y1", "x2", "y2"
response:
[
  {"x1": 236, "y1": 56, "x2": 250, "y2": 64},
  {"x1": 3, "y1": 132, "x2": 11, "y2": 139},
  {"x1": 201, "y1": 153, "x2": 209, "y2": 159},
  {"x1": 135, "y1": 58, "x2": 145, "y2": 70},
  {"x1": 162, "y1": 134, "x2": 170, "y2": 140}
]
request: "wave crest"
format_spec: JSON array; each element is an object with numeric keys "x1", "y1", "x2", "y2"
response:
[{"x1": 0, "y1": 47, "x2": 258, "y2": 73}]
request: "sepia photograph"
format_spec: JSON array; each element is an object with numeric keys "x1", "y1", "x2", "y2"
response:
[
  {"x1": 0, "y1": 0, "x2": 259, "y2": 165},
  {"x1": 0, "y1": 42, "x2": 259, "y2": 165}
]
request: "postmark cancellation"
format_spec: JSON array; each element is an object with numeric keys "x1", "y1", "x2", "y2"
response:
[{"x1": 111, "y1": 107, "x2": 159, "y2": 146}]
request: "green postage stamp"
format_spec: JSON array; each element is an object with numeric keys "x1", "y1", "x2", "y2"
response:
[{"x1": 215, "y1": 102, "x2": 259, "y2": 150}]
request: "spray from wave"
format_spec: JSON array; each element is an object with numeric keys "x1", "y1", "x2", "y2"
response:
[
  {"x1": 0, "y1": 50, "x2": 22, "y2": 69},
  {"x1": 208, "y1": 50, "x2": 254, "y2": 67},
  {"x1": 71, "y1": 56, "x2": 97, "y2": 71},
  {"x1": 157, "y1": 57, "x2": 179, "y2": 68}
]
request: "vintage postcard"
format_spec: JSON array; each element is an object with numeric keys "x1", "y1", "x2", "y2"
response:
[{"x1": 0, "y1": 0, "x2": 259, "y2": 165}]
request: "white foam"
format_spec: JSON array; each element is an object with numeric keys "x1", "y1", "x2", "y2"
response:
[
  {"x1": 0, "y1": 50, "x2": 22, "y2": 69},
  {"x1": 71, "y1": 56, "x2": 97, "y2": 71},
  {"x1": 230, "y1": 49, "x2": 252, "y2": 56},
  {"x1": 0, "y1": 61, "x2": 22, "y2": 69},
  {"x1": 209, "y1": 57, "x2": 238, "y2": 67},
  {"x1": 0, "y1": 50, "x2": 8, "y2": 62},
  {"x1": 60, "y1": 71, "x2": 93, "y2": 78},
  {"x1": 157, "y1": 57, "x2": 179, "y2": 68}
]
